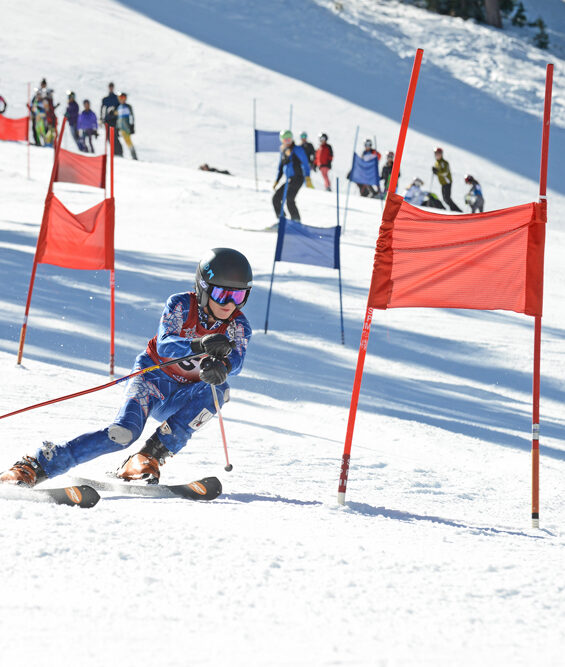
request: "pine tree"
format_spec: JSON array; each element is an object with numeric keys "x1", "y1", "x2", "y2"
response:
[
  {"x1": 511, "y1": 1, "x2": 527, "y2": 27},
  {"x1": 532, "y1": 17, "x2": 549, "y2": 50},
  {"x1": 499, "y1": 0, "x2": 515, "y2": 15}
]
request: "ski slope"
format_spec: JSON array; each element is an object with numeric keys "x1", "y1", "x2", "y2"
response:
[{"x1": 1, "y1": 1, "x2": 565, "y2": 665}]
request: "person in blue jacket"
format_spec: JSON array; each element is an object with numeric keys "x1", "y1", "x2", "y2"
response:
[
  {"x1": 0, "y1": 248, "x2": 253, "y2": 487},
  {"x1": 272, "y1": 130, "x2": 313, "y2": 222},
  {"x1": 64, "y1": 91, "x2": 81, "y2": 150},
  {"x1": 77, "y1": 99, "x2": 99, "y2": 152}
]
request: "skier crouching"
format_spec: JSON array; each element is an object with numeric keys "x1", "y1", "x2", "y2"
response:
[{"x1": 0, "y1": 248, "x2": 253, "y2": 487}]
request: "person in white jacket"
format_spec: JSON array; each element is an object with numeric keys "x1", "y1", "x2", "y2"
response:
[{"x1": 403, "y1": 178, "x2": 425, "y2": 206}]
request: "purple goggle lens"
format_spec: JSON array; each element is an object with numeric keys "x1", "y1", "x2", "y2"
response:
[{"x1": 209, "y1": 286, "x2": 248, "y2": 305}]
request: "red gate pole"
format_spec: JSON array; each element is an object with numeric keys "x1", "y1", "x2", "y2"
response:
[
  {"x1": 17, "y1": 118, "x2": 67, "y2": 365},
  {"x1": 27, "y1": 83, "x2": 31, "y2": 180},
  {"x1": 338, "y1": 48, "x2": 424, "y2": 504},
  {"x1": 532, "y1": 63, "x2": 553, "y2": 528},
  {"x1": 109, "y1": 126, "x2": 116, "y2": 377}
]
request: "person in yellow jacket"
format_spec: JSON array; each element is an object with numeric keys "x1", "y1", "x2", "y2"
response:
[{"x1": 432, "y1": 147, "x2": 462, "y2": 212}]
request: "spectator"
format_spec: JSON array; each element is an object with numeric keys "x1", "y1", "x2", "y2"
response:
[
  {"x1": 64, "y1": 91, "x2": 81, "y2": 150},
  {"x1": 299, "y1": 131, "x2": 316, "y2": 170},
  {"x1": 77, "y1": 99, "x2": 98, "y2": 153},
  {"x1": 356, "y1": 138, "x2": 381, "y2": 198},
  {"x1": 30, "y1": 89, "x2": 48, "y2": 146},
  {"x1": 314, "y1": 132, "x2": 333, "y2": 192},
  {"x1": 43, "y1": 95, "x2": 58, "y2": 147},
  {"x1": 100, "y1": 82, "x2": 123, "y2": 157},
  {"x1": 272, "y1": 130, "x2": 313, "y2": 222},
  {"x1": 464, "y1": 174, "x2": 484, "y2": 213},
  {"x1": 381, "y1": 151, "x2": 400, "y2": 194},
  {"x1": 403, "y1": 178, "x2": 425, "y2": 206},
  {"x1": 432, "y1": 147, "x2": 462, "y2": 212},
  {"x1": 403, "y1": 177, "x2": 445, "y2": 209},
  {"x1": 116, "y1": 92, "x2": 137, "y2": 160}
]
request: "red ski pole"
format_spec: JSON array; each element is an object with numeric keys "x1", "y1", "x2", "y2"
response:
[
  {"x1": 211, "y1": 384, "x2": 232, "y2": 472},
  {"x1": 0, "y1": 352, "x2": 201, "y2": 421}
]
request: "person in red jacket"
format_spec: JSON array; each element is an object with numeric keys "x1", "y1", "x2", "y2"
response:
[{"x1": 315, "y1": 133, "x2": 333, "y2": 191}]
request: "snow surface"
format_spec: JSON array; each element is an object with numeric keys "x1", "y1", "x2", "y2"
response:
[{"x1": 1, "y1": 0, "x2": 565, "y2": 665}]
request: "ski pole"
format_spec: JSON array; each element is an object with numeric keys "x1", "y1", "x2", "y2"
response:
[
  {"x1": 211, "y1": 384, "x2": 232, "y2": 472},
  {"x1": 0, "y1": 352, "x2": 202, "y2": 421}
]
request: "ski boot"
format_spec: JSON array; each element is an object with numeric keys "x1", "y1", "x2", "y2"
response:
[
  {"x1": 0, "y1": 456, "x2": 47, "y2": 487},
  {"x1": 115, "y1": 433, "x2": 172, "y2": 484}
]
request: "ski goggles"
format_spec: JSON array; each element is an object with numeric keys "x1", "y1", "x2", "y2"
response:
[{"x1": 209, "y1": 286, "x2": 249, "y2": 306}]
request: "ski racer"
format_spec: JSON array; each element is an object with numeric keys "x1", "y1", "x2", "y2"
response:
[
  {"x1": 0, "y1": 248, "x2": 253, "y2": 487},
  {"x1": 272, "y1": 129, "x2": 313, "y2": 221}
]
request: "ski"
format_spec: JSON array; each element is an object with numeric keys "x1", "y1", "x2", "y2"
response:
[
  {"x1": 0, "y1": 483, "x2": 100, "y2": 508},
  {"x1": 69, "y1": 476, "x2": 222, "y2": 501}
]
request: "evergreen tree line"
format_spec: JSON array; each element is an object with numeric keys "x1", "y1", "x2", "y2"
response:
[{"x1": 419, "y1": 0, "x2": 549, "y2": 49}]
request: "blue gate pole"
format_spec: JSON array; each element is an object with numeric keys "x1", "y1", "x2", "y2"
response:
[
  {"x1": 264, "y1": 180, "x2": 289, "y2": 334},
  {"x1": 343, "y1": 125, "x2": 359, "y2": 233},
  {"x1": 336, "y1": 177, "x2": 345, "y2": 345},
  {"x1": 253, "y1": 98, "x2": 258, "y2": 191}
]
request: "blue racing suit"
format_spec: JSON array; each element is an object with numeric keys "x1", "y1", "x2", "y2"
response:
[{"x1": 35, "y1": 292, "x2": 252, "y2": 478}]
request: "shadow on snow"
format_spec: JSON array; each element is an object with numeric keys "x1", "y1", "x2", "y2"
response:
[{"x1": 2, "y1": 228, "x2": 564, "y2": 459}]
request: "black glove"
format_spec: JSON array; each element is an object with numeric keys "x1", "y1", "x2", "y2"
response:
[
  {"x1": 199, "y1": 356, "x2": 231, "y2": 385},
  {"x1": 130, "y1": 124, "x2": 135, "y2": 134},
  {"x1": 191, "y1": 333, "x2": 234, "y2": 358},
  {"x1": 432, "y1": 167, "x2": 438, "y2": 174},
  {"x1": 94, "y1": 131, "x2": 99, "y2": 138}
]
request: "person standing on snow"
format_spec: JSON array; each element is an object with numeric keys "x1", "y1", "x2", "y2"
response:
[
  {"x1": 432, "y1": 147, "x2": 462, "y2": 212},
  {"x1": 314, "y1": 132, "x2": 333, "y2": 192},
  {"x1": 0, "y1": 248, "x2": 253, "y2": 488},
  {"x1": 356, "y1": 138, "x2": 381, "y2": 198},
  {"x1": 464, "y1": 174, "x2": 484, "y2": 213},
  {"x1": 381, "y1": 151, "x2": 399, "y2": 194},
  {"x1": 64, "y1": 91, "x2": 81, "y2": 151},
  {"x1": 116, "y1": 91, "x2": 137, "y2": 160},
  {"x1": 77, "y1": 99, "x2": 99, "y2": 153},
  {"x1": 100, "y1": 82, "x2": 123, "y2": 157},
  {"x1": 299, "y1": 131, "x2": 316, "y2": 170},
  {"x1": 272, "y1": 130, "x2": 313, "y2": 222}
]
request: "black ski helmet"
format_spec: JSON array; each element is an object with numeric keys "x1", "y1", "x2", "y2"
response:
[{"x1": 195, "y1": 248, "x2": 253, "y2": 311}]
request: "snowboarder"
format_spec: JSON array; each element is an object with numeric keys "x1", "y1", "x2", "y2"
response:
[
  {"x1": 432, "y1": 147, "x2": 462, "y2": 212},
  {"x1": 299, "y1": 131, "x2": 316, "y2": 170},
  {"x1": 64, "y1": 91, "x2": 81, "y2": 150},
  {"x1": 464, "y1": 174, "x2": 484, "y2": 213},
  {"x1": 77, "y1": 99, "x2": 98, "y2": 153},
  {"x1": 0, "y1": 248, "x2": 253, "y2": 488},
  {"x1": 116, "y1": 91, "x2": 137, "y2": 160},
  {"x1": 314, "y1": 132, "x2": 333, "y2": 191},
  {"x1": 100, "y1": 82, "x2": 123, "y2": 157},
  {"x1": 272, "y1": 130, "x2": 313, "y2": 221}
]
